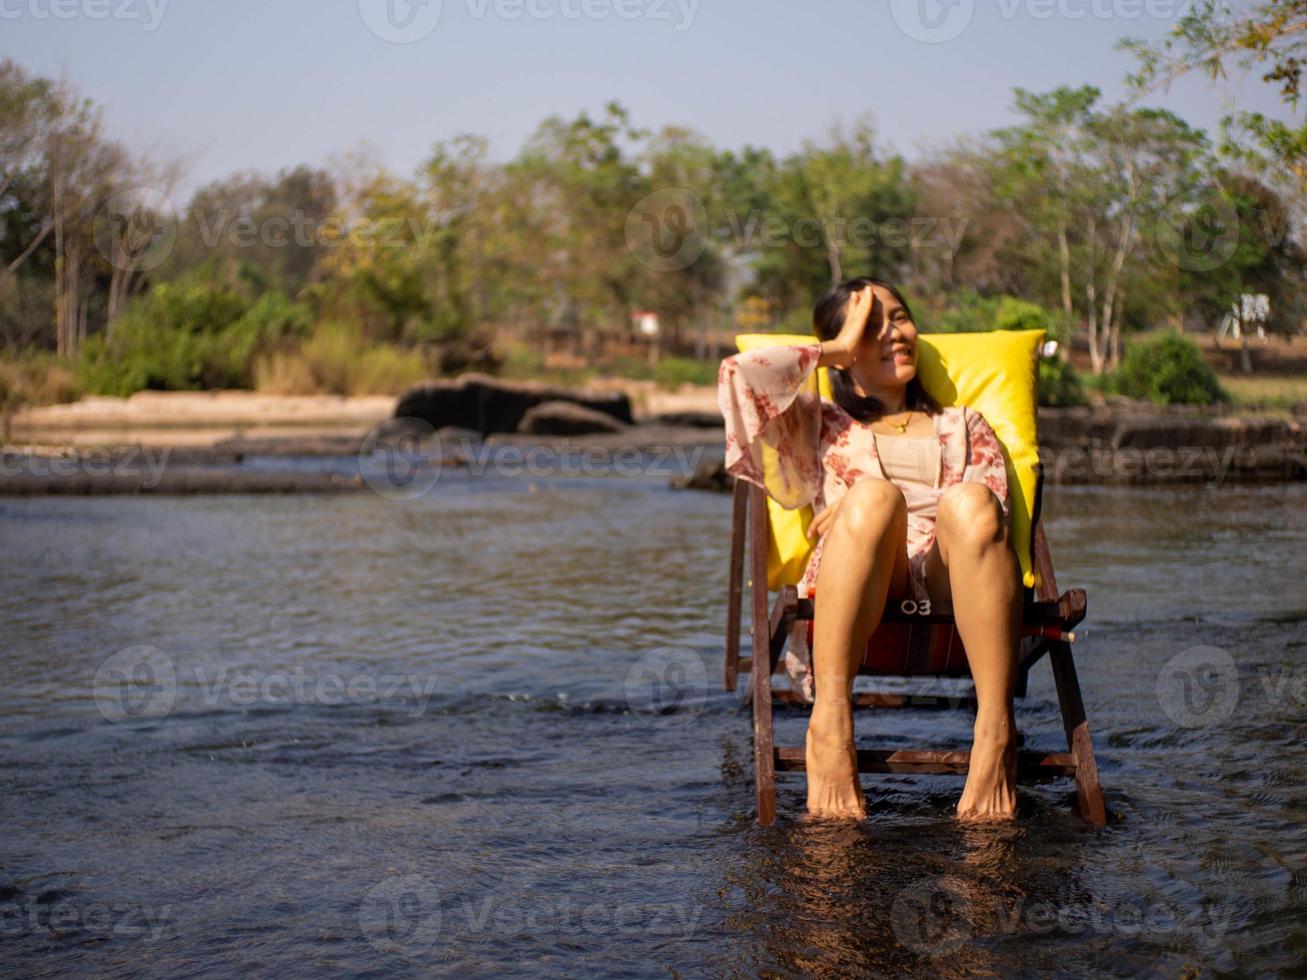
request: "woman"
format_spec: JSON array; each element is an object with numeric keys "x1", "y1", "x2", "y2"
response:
[{"x1": 717, "y1": 277, "x2": 1022, "y2": 822}]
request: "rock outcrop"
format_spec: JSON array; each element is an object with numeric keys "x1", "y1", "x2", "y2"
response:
[
  {"x1": 517, "y1": 400, "x2": 628, "y2": 435},
  {"x1": 393, "y1": 374, "x2": 633, "y2": 436}
]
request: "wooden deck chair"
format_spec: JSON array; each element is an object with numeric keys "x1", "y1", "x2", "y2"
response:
[{"x1": 722, "y1": 329, "x2": 1106, "y2": 827}]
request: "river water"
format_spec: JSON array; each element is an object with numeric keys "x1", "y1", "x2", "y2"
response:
[{"x1": 1, "y1": 454, "x2": 1304, "y2": 977}]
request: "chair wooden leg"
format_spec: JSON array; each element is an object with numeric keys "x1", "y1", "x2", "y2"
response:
[
  {"x1": 1049, "y1": 642, "x2": 1107, "y2": 826},
  {"x1": 724, "y1": 479, "x2": 747, "y2": 692},
  {"x1": 748, "y1": 485, "x2": 777, "y2": 827}
]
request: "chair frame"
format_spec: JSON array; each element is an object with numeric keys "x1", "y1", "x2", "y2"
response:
[{"x1": 723, "y1": 468, "x2": 1107, "y2": 827}]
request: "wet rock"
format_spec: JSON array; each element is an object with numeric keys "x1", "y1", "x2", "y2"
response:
[
  {"x1": 671, "y1": 454, "x2": 732, "y2": 492},
  {"x1": 517, "y1": 400, "x2": 628, "y2": 435},
  {"x1": 650, "y1": 410, "x2": 724, "y2": 428},
  {"x1": 394, "y1": 373, "x2": 633, "y2": 436}
]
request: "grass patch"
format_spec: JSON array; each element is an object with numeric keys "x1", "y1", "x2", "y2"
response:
[
  {"x1": 1216, "y1": 373, "x2": 1307, "y2": 411},
  {"x1": 0, "y1": 353, "x2": 83, "y2": 413}
]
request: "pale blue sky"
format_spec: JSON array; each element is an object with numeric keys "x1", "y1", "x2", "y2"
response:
[{"x1": 2, "y1": 0, "x2": 1287, "y2": 199}]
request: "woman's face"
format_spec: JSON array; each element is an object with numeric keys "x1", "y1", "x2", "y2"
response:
[{"x1": 851, "y1": 285, "x2": 918, "y2": 392}]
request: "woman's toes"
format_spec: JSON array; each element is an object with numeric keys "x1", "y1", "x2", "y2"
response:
[
  {"x1": 956, "y1": 734, "x2": 1017, "y2": 821},
  {"x1": 805, "y1": 705, "x2": 866, "y2": 819}
]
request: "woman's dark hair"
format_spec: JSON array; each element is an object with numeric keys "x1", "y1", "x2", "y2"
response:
[{"x1": 812, "y1": 276, "x2": 940, "y2": 422}]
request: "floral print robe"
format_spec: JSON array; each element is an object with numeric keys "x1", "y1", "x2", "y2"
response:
[{"x1": 717, "y1": 341, "x2": 1011, "y2": 604}]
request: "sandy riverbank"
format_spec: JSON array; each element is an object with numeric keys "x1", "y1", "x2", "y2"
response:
[
  {"x1": 4, "y1": 384, "x2": 721, "y2": 450},
  {"x1": 5, "y1": 385, "x2": 1305, "y2": 494}
]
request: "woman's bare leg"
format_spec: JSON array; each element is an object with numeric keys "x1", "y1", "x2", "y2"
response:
[
  {"x1": 808, "y1": 479, "x2": 909, "y2": 819},
  {"x1": 925, "y1": 483, "x2": 1022, "y2": 821}
]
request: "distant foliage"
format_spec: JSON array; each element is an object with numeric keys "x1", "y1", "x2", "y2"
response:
[
  {"x1": 253, "y1": 322, "x2": 430, "y2": 396},
  {"x1": 78, "y1": 281, "x2": 313, "y2": 396},
  {"x1": 1114, "y1": 332, "x2": 1228, "y2": 405},
  {"x1": 653, "y1": 357, "x2": 719, "y2": 390},
  {"x1": 1037, "y1": 357, "x2": 1086, "y2": 407}
]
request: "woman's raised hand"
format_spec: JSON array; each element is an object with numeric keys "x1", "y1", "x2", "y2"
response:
[
  {"x1": 818, "y1": 285, "x2": 874, "y2": 369},
  {"x1": 806, "y1": 496, "x2": 842, "y2": 540}
]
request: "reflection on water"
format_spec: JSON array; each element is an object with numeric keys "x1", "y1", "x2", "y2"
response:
[{"x1": 1, "y1": 471, "x2": 1304, "y2": 977}]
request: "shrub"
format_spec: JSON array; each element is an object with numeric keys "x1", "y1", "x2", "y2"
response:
[
  {"x1": 928, "y1": 289, "x2": 1001, "y2": 334},
  {"x1": 653, "y1": 356, "x2": 718, "y2": 389},
  {"x1": 1113, "y1": 332, "x2": 1227, "y2": 405},
  {"x1": 928, "y1": 292, "x2": 1064, "y2": 342},
  {"x1": 77, "y1": 282, "x2": 314, "y2": 395},
  {"x1": 253, "y1": 322, "x2": 431, "y2": 395},
  {"x1": 0, "y1": 354, "x2": 82, "y2": 412},
  {"x1": 251, "y1": 351, "x2": 320, "y2": 395},
  {"x1": 995, "y1": 296, "x2": 1064, "y2": 343},
  {"x1": 1036, "y1": 356, "x2": 1086, "y2": 407},
  {"x1": 349, "y1": 344, "x2": 431, "y2": 395},
  {"x1": 605, "y1": 355, "x2": 654, "y2": 381}
]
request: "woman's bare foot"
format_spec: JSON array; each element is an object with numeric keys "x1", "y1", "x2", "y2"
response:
[
  {"x1": 956, "y1": 717, "x2": 1017, "y2": 821},
  {"x1": 805, "y1": 698, "x2": 866, "y2": 819}
]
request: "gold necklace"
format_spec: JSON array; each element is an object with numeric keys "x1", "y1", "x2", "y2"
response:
[{"x1": 882, "y1": 409, "x2": 913, "y2": 434}]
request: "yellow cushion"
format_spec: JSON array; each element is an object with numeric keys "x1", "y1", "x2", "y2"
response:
[{"x1": 732, "y1": 330, "x2": 1044, "y2": 593}]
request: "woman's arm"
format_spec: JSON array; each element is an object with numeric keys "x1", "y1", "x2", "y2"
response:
[
  {"x1": 717, "y1": 342, "x2": 826, "y2": 510},
  {"x1": 960, "y1": 406, "x2": 1011, "y2": 519}
]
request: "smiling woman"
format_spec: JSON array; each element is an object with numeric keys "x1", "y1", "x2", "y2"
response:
[{"x1": 717, "y1": 277, "x2": 1021, "y2": 822}]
